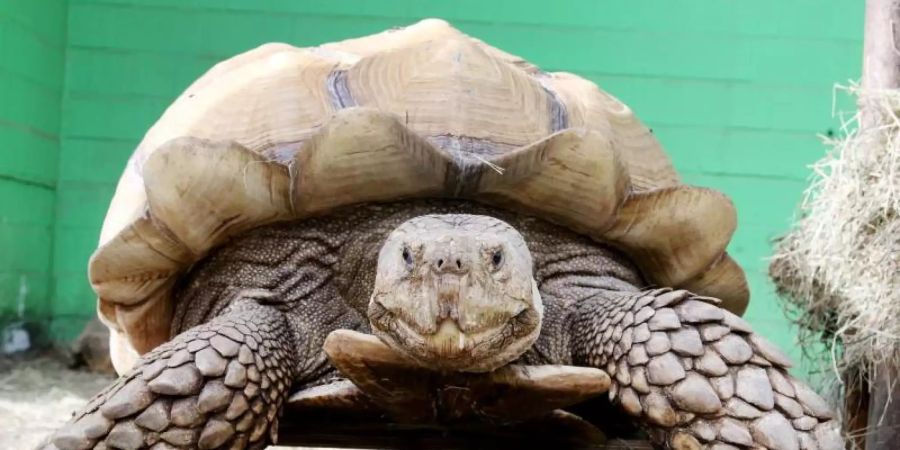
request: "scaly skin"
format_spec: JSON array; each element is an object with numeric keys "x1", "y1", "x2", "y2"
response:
[
  {"x1": 47, "y1": 200, "x2": 841, "y2": 449},
  {"x1": 47, "y1": 300, "x2": 296, "y2": 449},
  {"x1": 570, "y1": 289, "x2": 842, "y2": 450}
]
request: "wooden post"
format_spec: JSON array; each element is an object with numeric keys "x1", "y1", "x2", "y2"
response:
[
  {"x1": 862, "y1": 0, "x2": 900, "y2": 92},
  {"x1": 859, "y1": 2, "x2": 900, "y2": 450},
  {"x1": 866, "y1": 368, "x2": 900, "y2": 450},
  {"x1": 861, "y1": 0, "x2": 900, "y2": 124},
  {"x1": 845, "y1": 367, "x2": 870, "y2": 450}
]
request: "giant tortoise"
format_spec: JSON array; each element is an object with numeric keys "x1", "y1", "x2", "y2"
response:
[{"x1": 47, "y1": 19, "x2": 841, "y2": 450}]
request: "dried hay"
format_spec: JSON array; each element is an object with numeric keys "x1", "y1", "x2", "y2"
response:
[{"x1": 770, "y1": 85, "x2": 900, "y2": 395}]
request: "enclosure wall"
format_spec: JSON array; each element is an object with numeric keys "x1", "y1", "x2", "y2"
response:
[
  {"x1": 0, "y1": 0, "x2": 68, "y2": 344},
  {"x1": 2, "y1": 0, "x2": 865, "y2": 381}
]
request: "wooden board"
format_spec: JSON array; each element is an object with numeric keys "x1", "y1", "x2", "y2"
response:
[{"x1": 276, "y1": 409, "x2": 652, "y2": 450}]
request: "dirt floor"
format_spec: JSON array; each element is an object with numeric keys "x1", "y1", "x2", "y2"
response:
[
  {"x1": 0, "y1": 352, "x2": 310, "y2": 450},
  {"x1": 0, "y1": 352, "x2": 114, "y2": 449}
]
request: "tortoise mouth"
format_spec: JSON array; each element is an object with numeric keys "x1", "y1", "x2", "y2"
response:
[{"x1": 368, "y1": 300, "x2": 541, "y2": 373}]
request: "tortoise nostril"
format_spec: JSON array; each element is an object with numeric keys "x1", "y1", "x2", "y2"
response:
[{"x1": 433, "y1": 255, "x2": 467, "y2": 273}]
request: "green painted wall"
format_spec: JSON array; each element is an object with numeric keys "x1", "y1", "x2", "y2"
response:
[
  {"x1": 0, "y1": 0, "x2": 67, "y2": 343},
  {"x1": 2, "y1": 0, "x2": 864, "y2": 379}
]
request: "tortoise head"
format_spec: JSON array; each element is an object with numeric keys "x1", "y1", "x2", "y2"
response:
[{"x1": 367, "y1": 214, "x2": 542, "y2": 372}]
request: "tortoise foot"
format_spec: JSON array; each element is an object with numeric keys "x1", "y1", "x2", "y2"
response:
[
  {"x1": 47, "y1": 301, "x2": 295, "y2": 450},
  {"x1": 575, "y1": 289, "x2": 844, "y2": 450}
]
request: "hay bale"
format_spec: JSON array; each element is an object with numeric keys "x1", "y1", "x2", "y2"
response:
[{"x1": 770, "y1": 86, "x2": 900, "y2": 382}]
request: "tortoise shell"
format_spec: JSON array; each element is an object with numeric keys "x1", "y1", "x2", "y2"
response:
[{"x1": 89, "y1": 19, "x2": 748, "y2": 373}]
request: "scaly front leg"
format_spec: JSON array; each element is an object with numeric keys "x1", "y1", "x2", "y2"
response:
[
  {"x1": 47, "y1": 300, "x2": 297, "y2": 450},
  {"x1": 571, "y1": 289, "x2": 843, "y2": 450}
]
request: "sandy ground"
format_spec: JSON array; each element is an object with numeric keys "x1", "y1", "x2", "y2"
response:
[
  {"x1": 0, "y1": 352, "x2": 313, "y2": 450},
  {"x1": 0, "y1": 352, "x2": 114, "y2": 449}
]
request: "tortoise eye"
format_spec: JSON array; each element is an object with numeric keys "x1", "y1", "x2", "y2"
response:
[
  {"x1": 491, "y1": 250, "x2": 503, "y2": 269},
  {"x1": 401, "y1": 247, "x2": 413, "y2": 266}
]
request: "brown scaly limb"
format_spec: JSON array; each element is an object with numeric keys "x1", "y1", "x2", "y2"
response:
[
  {"x1": 570, "y1": 289, "x2": 842, "y2": 450},
  {"x1": 47, "y1": 300, "x2": 298, "y2": 449}
]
